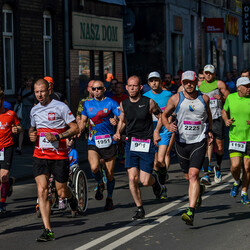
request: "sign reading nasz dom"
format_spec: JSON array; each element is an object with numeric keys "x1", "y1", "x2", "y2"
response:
[{"x1": 72, "y1": 12, "x2": 123, "y2": 51}]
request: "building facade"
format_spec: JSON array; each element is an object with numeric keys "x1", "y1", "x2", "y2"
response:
[
  {"x1": 0, "y1": 0, "x2": 124, "y2": 113},
  {"x1": 126, "y1": 0, "x2": 245, "y2": 81}
]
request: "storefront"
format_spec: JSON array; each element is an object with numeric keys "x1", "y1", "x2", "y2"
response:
[{"x1": 70, "y1": 1, "x2": 124, "y2": 111}]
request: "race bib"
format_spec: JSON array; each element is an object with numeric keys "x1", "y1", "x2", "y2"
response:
[
  {"x1": 210, "y1": 97, "x2": 218, "y2": 108},
  {"x1": 39, "y1": 132, "x2": 59, "y2": 149},
  {"x1": 183, "y1": 121, "x2": 202, "y2": 135},
  {"x1": 95, "y1": 134, "x2": 112, "y2": 149},
  {"x1": 130, "y1": 138, "x2": 150, "y2": 153},
  {"x1": 229, "y1": 141, "x2": 246, "y2": 152},
  {"x1": 0, "y1": 148, "x2": 4, "y2": 161}
]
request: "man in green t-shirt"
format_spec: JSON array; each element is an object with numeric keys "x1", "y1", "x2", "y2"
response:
[{"x1": 222, "y1": 77, "x2": 250, "y2": 204}]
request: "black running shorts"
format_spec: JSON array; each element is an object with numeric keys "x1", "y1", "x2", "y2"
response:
[
  {"x1": 175, "y1": 139, "x2": 207, "y2": 174},
  {"x1": 212, "y1": 116, "x2": 225, "y2": 140},
  {"x1": 88, "y1": 144, "x2": 117, "y2": 161},
  {"x1": 0, "y1": 145, "x2": 14, "y2": 171},
  {"x1": 33, "y1": 157, "x2": 70, "y2": 183}
]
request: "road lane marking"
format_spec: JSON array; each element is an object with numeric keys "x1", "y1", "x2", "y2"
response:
[{"x1": 76, "y1": 172, "x2": 232, "y2": 250}]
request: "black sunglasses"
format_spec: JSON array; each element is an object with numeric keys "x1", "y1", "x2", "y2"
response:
[{"x1": 92, "y1": 87, "x2": 104, "y2": 91}]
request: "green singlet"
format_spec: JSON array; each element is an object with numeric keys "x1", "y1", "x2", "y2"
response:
[
  {"x1": 223, "y1": 92, "x2": 250, "y2": 142},
  {"x1": 199, "y1": 80, "x2": 218, "y2": 93}
]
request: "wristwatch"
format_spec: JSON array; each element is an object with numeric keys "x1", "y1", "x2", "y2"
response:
[{"x1": 55, "y1": 134, "x2": 60, "y2": 141}]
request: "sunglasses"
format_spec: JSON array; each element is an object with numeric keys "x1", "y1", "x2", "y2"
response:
[{"x1": 92, "y1": 87, "x2": 104, "y2": 91}]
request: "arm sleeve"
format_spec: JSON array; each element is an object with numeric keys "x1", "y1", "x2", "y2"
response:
[
  {"x1": 81, "y1": 102, "x2": 88, "y2": 116},
  {"x1": 61, "y1": 104, "x2": 75, "y2": 124},
  {"x1": 112, "y1": 100, "x2": 121, "y2": 117}
]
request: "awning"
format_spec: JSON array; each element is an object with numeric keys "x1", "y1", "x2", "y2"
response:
[{"x1": 98, "y1": 0, "x2": 126, "y2": 6}]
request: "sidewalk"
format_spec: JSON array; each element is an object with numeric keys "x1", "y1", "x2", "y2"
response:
[{"x1": 10, "y1": 137, "x2": 89, "y2": 182}]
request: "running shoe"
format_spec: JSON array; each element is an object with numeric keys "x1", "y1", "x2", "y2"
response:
[
  {"x1": 0, "y1": 202, "x2": 6, "y2": 215},
  {"x1": 181, "y1": 208, "x2": 194, "y2": 226},
  {"x1": 152, "y1": 173, "x2": 165, "y2": 197},
  {"x1": 214, "y1": 166, "x2": 222, "y2": 183},
  {"x1": 208, "y1": 165, "x2": 213, "y2": 173},
  {"x1": 104, "y1": 198, "x2": 114, "y2": 211},
  {"x1": 230, "y1": 180, "x2": 242, "y2": 198},
  {"x1": 195, "y1": 184, "x2": 205, "y2": 210},
  {"x1": 200, "y1": 175, "x2": 211, "y2": 185},
  {"x1": 36, "y1": 228, "x2": 55, "y2": 242},
  {"x1": 160, "y1": 187, "x2": 168, "y2": 200},
  {"x1": 58, "y1": 200, "x2": 66, "y2": 210},
  {"x1": 241, "y1": 193, "x2": 250, "y2": 205},
  {"x1": 8, "y1": 176, "x2": 15, "y2": 197},
  {"x1": 132, "y1": 208, "x2": 145, "y2": 220},
  {"x1": 95, "y1": 183, "x2": 105, "y2": 200}
]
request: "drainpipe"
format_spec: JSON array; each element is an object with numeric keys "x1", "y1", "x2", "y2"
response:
[{"x1": 64, "y1": 0, "x2": 71, "y2": 105}]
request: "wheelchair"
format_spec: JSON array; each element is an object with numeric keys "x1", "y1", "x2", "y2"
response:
[{"x1": 36, "y1": 164, "x2": 88, "y2": 218}]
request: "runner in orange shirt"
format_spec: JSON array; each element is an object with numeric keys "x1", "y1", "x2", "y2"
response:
[{"x1": 0, "y1": 90, "x2": 21, "y2": 215}]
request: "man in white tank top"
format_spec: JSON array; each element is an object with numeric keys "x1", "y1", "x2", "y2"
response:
[{"x1": 162, "y1": 71, "x2": 213, "y2": 226}]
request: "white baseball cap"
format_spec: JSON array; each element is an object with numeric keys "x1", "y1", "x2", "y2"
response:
[
  {"x1": 236, "y1": 77, "x2": 250, "y2": 87},
  {"x1": 148, "y1": 71, "x2": 161, "y2": 80},
  {"x1": 182, "y1": 71, "x2": 197, "y2": 81},
  {"x1": 204, "y1": 64, "x2": 215, "y2": 73}
]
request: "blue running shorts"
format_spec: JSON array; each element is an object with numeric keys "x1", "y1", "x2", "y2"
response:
[{"x1": 125, "y1": 140, "x2": 155, "y2": 174}]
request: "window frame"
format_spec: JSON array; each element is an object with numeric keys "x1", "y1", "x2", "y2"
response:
[
  {"x1": 2, "y1": 7, "x2": 15, "y2": 95},
  {"x1": 43, "y1": 12, "x2": 53, "y2": 77}
]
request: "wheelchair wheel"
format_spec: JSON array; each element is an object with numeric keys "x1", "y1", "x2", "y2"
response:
[{"x1": 73, "y1": 169, "x2": 88, "y2": 214}]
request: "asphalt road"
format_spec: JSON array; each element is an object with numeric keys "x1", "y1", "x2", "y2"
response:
[{"x1": 1, "y1": 158, "x2": 250, "y2": 250}]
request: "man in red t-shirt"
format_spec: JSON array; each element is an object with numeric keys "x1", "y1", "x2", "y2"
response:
[
  {"x1": 111, "y1": 82, "x2": 128, "y2": 104},
  {"x1": 29, "y1": 79, "x2": 79, "y2": 241},
  {"x1": 0, "y1": 90, "x2": 21, "y2": 214}
]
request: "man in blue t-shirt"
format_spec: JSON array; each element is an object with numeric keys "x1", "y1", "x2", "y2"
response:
[
  {"x1": 144, "y1": 72, "x2": 173, "y2": 198},
  {"x1": 79, "y1": 80, "x2": 120, "y2": 211}
]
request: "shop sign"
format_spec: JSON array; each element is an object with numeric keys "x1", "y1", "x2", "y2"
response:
[
  {"x1": 72, "y1": 12, "x2": 123, "y2": 51},
  {"x1": 243, "y1": 4, "x2": 250, "y2": 43},
  {"x1": 205, "y1": 18, "x2": 224, "y2": 33},
  {"x1": 226, "y1": 15, "x2": 239, "y2": 36}
]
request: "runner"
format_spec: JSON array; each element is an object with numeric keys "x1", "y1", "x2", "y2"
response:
[
  {"x1": 29, "y1": 79, "x2": 79, "y2": 242},
  {"x1": 198, "y1": 64, "x2": 230, "y2": 185},
  {"x1": 162, "y1": 71, "x2": 213, "y2": 225},
  {"x1": 78, "y1": 80, "x2": 120, "y2": 211},
  {"x1": 113, "y1": 75, "x2": 166, "y2": 220},
  {"x1": 0, "y1": 90, "x2": 21, "y2": 214},
  {"x1": 222, "y1": 77, "x2": 250, "y2": 204},
  {"x1": 143, "y1": 72, "x2": 173, "y2": 198}
]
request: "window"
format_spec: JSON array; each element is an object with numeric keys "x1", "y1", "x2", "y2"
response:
[
  {"x1": 103, "y1": 52, "x2": 114, "y2": 82},
  {"x1": 43, "y1": 11, "x2": 53, "y2": 76},
  {"x1": 79, "y1": 51, "x2": 90, "y2": 97},
  {"x1": 2, "y1": 4, "x2": 15, "y2": 94}
]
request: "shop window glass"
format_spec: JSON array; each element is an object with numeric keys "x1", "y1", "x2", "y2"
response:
[
  {"x1": 79, "y1": 51, "x2": 90, "y2": 97},
  {"x1": 103, "y1": 52, "x2": 114, "y2": 82}
]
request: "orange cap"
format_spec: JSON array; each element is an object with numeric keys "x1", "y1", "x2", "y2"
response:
[{"x1": 44, "y1": 76, "x2": 54, "y2": 84}]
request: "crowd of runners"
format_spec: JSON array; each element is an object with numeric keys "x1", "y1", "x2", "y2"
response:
[{"x1": 0, "y1": 64, "x2": 249, "y2": 241}]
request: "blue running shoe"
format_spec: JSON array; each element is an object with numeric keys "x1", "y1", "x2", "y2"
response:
[
  {"x1": 208, "y1": 165, "x2": 213, "y2": 173},
  {"x1": 214, "y1": 166, "x2": 222, "y2": 183},
  {"x1": 200, "y1": 175, "x2": 211, "y2": 185},
  {"x1": 241, "y1": 193, "x2": 250, "y2": 205},
  {"x1": 230, "y1": 180, "x2": 242, "y2": 198}
]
